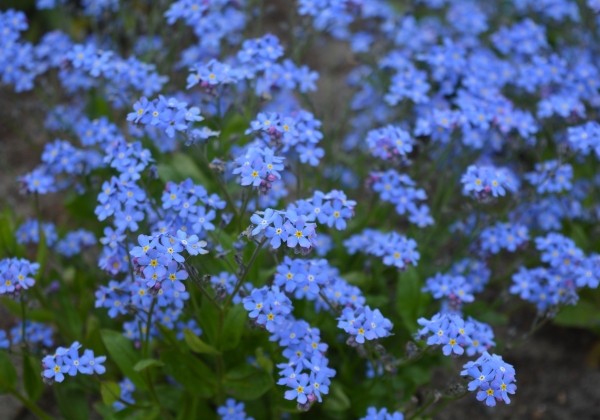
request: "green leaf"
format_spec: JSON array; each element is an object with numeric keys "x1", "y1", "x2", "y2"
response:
[
  {"x1": 133, "y1": 359, "x2": 164, "y2": 372},
  {"x1": 555, "y1": 300, "x2": 600, "y2": 329},
  {"x1": 322, "y1": 383, "x2": 350, "y2": 412},
  {"x1": 115, "y1": 405, "x2": 161, "y2": 420},
  {"x1": 55, "y1": 384, "x2": 89, "y2": 420},
  {"x1": 0, "y1": 298, "x2": 19, "y2": 316},
  {"x1": 220, "y1": 305, "x2": 246, "y2": 351},
  {"x1": 156, "y1": 324, "x2": 180, "y2": 348},
  {"x1": 160, "y1": 349, "x2": 215, "y2": 398},
  {"x1": 100, "y1": 329, "x2": 145, "y2": 389},
  {"x1": 184, "y1": 329, "x2": 220, "y2": 355},
  {"x1": 176, "y1": 396, "x2": 214, "y2": 420},
  {"x1": 342, "y1": 271, "x2": 370, "y2": 288},
  {"x1": 0, "y1": 351, "x2": 17, "y2": 392},
  {"x1": 154, "y1": 384, "x2": 183, "y2": 412},
  {"x1": 396, "y1": 268, "x2": 422, "y2": 331},
  {"x1": 197, "y1": 301, "x2": 219, "y2": 345},
  {"x1": 23, "y1": 354, "x2": 43, "y2": 401},
  {"x1": 26, "y1": 309, "x2": 55, "y2": 323},
  {"x1": 56, "y1": 292, "x2": 83, "y2": 338},
  {"x1": 223, "y1": 364, "x2": 273, "y2": 401},
  {"x1": 255, "y1": 348, "x2": 273, "y2": 375},
  {"x1": 0, "y1": 210, "x2": 18, "y2": 255},
  {"x1": 100, "y1": 381, "x2": 121, "y2": 406},
  {"x1": 219, "y1": 114, "x2": 248, "y2": 146},
  {"x1": 157, "y1": 153, "x2": 208, "y2": 184}
]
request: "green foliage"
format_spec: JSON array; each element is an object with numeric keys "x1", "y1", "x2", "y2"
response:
[
  {"x1": 160, "y1": 349, "x2": 216, "y2": 398},
  {"x1": 0, "y1": 352, "x2": 17, "y2": 392},
  {"x1": 100, "y1": 330, "x2": 146, "y2": 389},
  {"x1": 184, "y1": 329, "x2": 221, "y2": 355},
  {"x1": 23, "y1": 354, "x2": 44, "y2": 401},
  {"x1": 100, "y1": 381, "x2": 121, "y2": 406},
  {"x1": 222, "y1": 364, "x2": 274, "y2": 401}
]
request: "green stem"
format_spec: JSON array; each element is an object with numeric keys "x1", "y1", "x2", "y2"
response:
[
  {"x1": 10, "y1": 389, "x2": 52, "y2": 420},
  {"x1": 20, "y1": 294, "x2": 28, "y2": 351},
  {"x1": 140, "y1": 297, "x2": 165, "y2": 414},
  {"x1": 186, "y1": 263, "x2": 222, "y2": 310},
  {"x1": 407, "y1": 392, "x2": 441, "y2": 420},
  {"x1": 237, "y1": 190, "x2": 253, "y2": 231},
  {"x1": 125, "y1": 237, "x2": 136, "y2": 281},
  {"x1": 224, "y1": 239, "x2": 266, "y2": 309},
  {"x1": 425, "y1": 390, "x2": 470, "y2": 419},
  {"x1": 143, "y1": 297, "x2": 156, "y2": 359}
]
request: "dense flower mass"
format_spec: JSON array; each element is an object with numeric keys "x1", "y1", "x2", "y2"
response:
[
  {"x1": 461, "y1": 165, "x2": 519, "y2": 199},
  {"x1": 361, "y1": 407, "x2": 404, "y2": 420},
  {"x1": 3, "y1": 0, "x2": 600, "y2": 417},
  {"x1": 345, "y1": 230, "x2": 420, "y2": 269},
  {"x1": 461, "y1": 352, "x2": 517, "y2": 407},
  {"x1": 0, "y1": 258, "x2": 39, "y2": 295},
  {"x1": 42, "y1": 342, "x2": 106, "y2": 384},
  {"x1": 416, "y1": 313, "x2": 495, "y2": 357}
]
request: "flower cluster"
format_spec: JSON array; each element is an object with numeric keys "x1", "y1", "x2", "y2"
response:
[
  {"x1": 235, "y1": 34, "x2": 318, "y2": 95},
  {"x1": 55, "y1": 229, "x2": 96, "y2": 257},
  {"x1": 449, "y1": 259, "x2": 491, "y2": 294},
  {"x1": 187, "y1": 59, "x2": 242, "y2": 89},
  {"x1": 345, "y1": 230, "x2": 420, "y2": 270},
  {"x1": 95, "y1": 175, "x2": 149, "y2": 233},
  {"x1": 461, "y1": 352, "x2": 517, "y2": 407},
  {"x1": 127, "y1": 96, "x2": 216, "y2": 144},
  {"x1": 524, "y1": 160, "x2": 573, "y2": 194},
  {"x1": 165, "y1": 0, "x2": 245, "y2": 52},
  {"x1": 361, "y1": 407, "x2": 404, "y2": 420},
  {"x1": 479, "y1": 222, "x2": 529, "y2": 255},
  {"x1": 461, "y1": 165, "x2": 519, "y2": 199},
  {"x1": 567, "y1": 122, "x2": 600, "y2": 159},
  {"x1": 161, "y1": 178, "x2": 225, "y2": 237},
  {"x1": 94, "y1": 230, "x2": 205, "y2": 342},
  {"x1": 287, "y1": 190, "x2": 356, "y2": 231},
  {"x1": 423, "y1": 273, "x2": 475, "y2": 309},
  {"x1": 243, "y1": 285, "x2": 336, "y2": 408},
  {"x1": 42, "y1": 342, "x2": 106, "y2": 384},
  {"x1": 384, "y1": 60, "x2": 430, "y2": 105},
  {"x1": 218, "y1": 399, "x2": 254, "y2": 420},
  {"x1": 16, "y1": 219, "x2": 58, "y2": 246},
  {"x1": 247, "y1": 110, "x2": 325, "y2": 166},
  {"x1": 274, "y1": 257, "x2": 366, "y2": 311},
  {"x1": 95, "y1": 273, "x2": 200, "y2": 342},
  {"x1": 273, "y1": 257, "x2": 329, "y2": 298},
  {"x1": 113, "y1": 378, "x2": 136, "y2": 411},
  {"x1": 249, "y1": 209, "x2": 317, "y2": 251},
  {"x1": 366, "y1": 125, "x2": 414, "y2": 160},
  {"x1": 1, "y1": 322, "x2": 54, "y2": 349},
  {"x1": 11, "y1": 0, "x2": 600, "y2": 415},
  {"x1": 0, "y1": 258, "x2": 39, "y2": 295},
  {"x1": 510, "y1": 233, "x2": 600, "y2": 311},
  {"x1": 370, "y1": 170, "x2": 433, "y2": 227},
  {"x1": 244, "y1": 286, "x2": 292, "y2": 333},
  {"x1": 338, "y1": 306, "x2": 393, "y2": 345},
  {"x1": 416, "y1": 313, "x2": 495, "y2": 357},
  {"x1": 232, "y1": 146, "x2": 285, "y2": 191},
  {"x1": 131, "y1": 233, "x2": 190, "y2": 290}
]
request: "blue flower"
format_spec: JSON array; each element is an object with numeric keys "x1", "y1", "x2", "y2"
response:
[
  {"x1": 361, "y1": 407, "x2": 404, "y2": 420},
  {"x1": 42, "y1": 342, "x2": 105, "y2": 384},
  {"x1": 461, "y1": 352, "x2": 516, "y2": 407},
  {"x1": 283, "y1": 373, "x2": 311, "y2": 404},
  {"x1": 0, "y1": 258, "x2": 39, "y2": 295},
  {"x1": 217, "y1": 398, "x2": 254, "y2": 420},
  {"x1": 284, "y1": 217, "x2": 314, "y2": 249}
]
